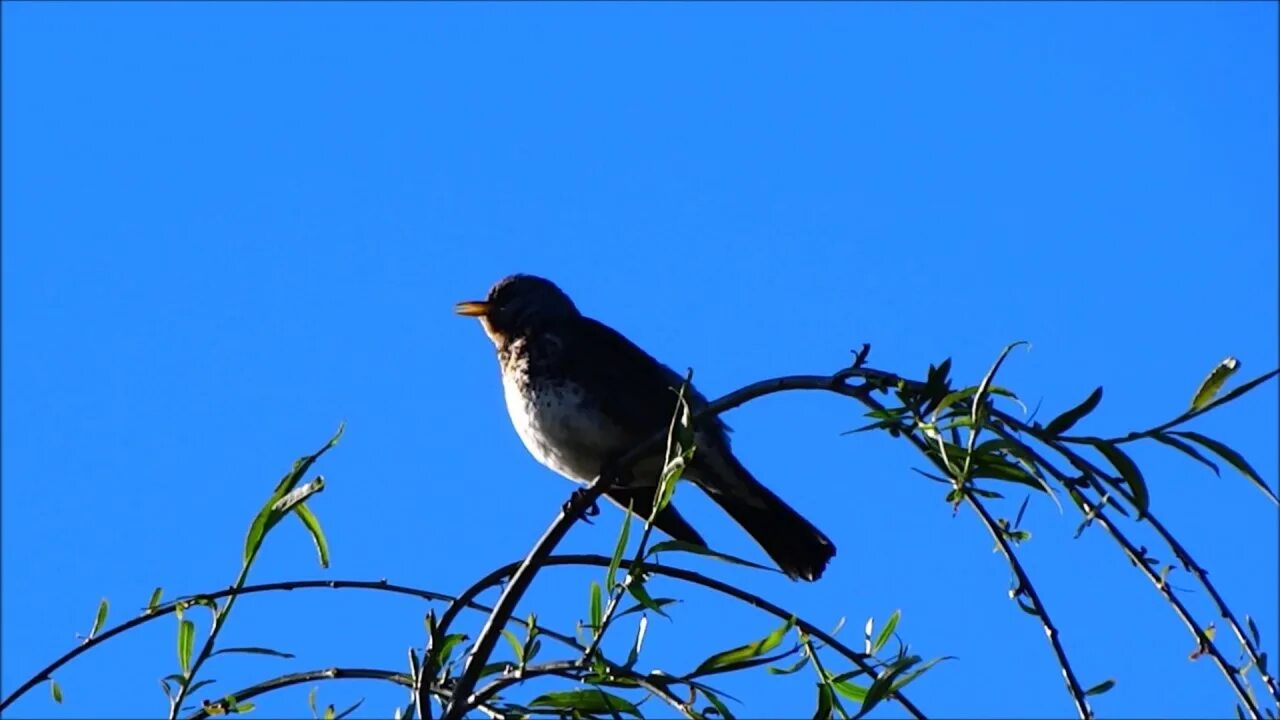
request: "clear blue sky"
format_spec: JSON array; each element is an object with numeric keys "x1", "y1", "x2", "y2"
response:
[{"x1": 3, "y1": 3, "x2": 1276, "y2": 718}]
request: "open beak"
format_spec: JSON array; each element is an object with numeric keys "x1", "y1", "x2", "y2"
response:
[{"x1": 454, "y1": 300, "x2": 490, "y2": 317}]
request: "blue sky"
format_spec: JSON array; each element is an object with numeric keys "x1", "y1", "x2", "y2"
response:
[{"x1": 3, "y1": 2, "x2": 1276, "y2": 718}]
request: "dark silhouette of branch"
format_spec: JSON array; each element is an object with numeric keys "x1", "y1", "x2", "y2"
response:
[
  {"x1": 447, "y1": 553, "x2": 928, "y2": 719},
  {"x1": 439, "y1": 369, "x2": 908, "y2": 720},
  {"x1": 989, "y1": 419, "x2": 1266, "y2": 717},
  {"x1": 0, "y1": 578, "x2": 574, "y2": 713}
]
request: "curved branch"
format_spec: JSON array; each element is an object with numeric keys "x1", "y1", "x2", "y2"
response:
[
  {"x1": 990, "y1": 419, "x2": 1267, "y2": 716},
  {"x1": 470, "y1": 659, "x2": 695, "y2": 718},
  {"x1": 963, "y1": 493, "x2": 1093, "y2": 718},
  {"x1": 0, "y1": 578, "x2": 576, "y2": 712},
  {"x1": 440, "y1": 370, "x2": 880, "y2": 719},
  {"x1": 186, "y1": 666, "x2": 412, "y2": 720},
  {"x1": 855, "y1": 389, "x2": 1093, "y2": 719},
  {"x1": 449, "y1": 552, "x2": 928, "y2": 719}
]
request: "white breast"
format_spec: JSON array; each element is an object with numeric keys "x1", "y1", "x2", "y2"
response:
[{"x1": 502, "y1": 372, "x2": 625, "y2": 483}]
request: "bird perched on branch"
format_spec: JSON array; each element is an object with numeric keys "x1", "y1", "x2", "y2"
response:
[{"x1": 455, "y1": 274, "x2": 836, "y2": 581}]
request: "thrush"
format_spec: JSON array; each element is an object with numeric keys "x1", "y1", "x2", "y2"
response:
[{"x1": 455, "y1": 274, "x2": 836, "y2": 581}]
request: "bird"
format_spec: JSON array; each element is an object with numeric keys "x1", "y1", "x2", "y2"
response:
[{"x1": 455, "y1": 274, "x2": 836, "y2": 581}]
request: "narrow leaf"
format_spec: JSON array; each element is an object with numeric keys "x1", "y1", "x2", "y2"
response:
[
  {"x1": 813, "y1": 682, "x2": 834, "y2": 720},
  {"x1": 589, "y1": 581, "x2": 603, "y2": 635},
  {"x1": 211, "y1": 646, "x2": 296, "y2": 659},
  {"x1": 529, "y1": 689, "x2": 642, "y2": 716},
  {"x1": 615, "y1": 597, "x2": 678, "y2": 621},
  {"x1": 147, "y1": 587, "x2": 164, "y2": 612},
  {"x1": 1191, "y1": 357, "x2": 1240, "y2": 411},
  {"x1": 294, "y1": 503, "x2": 330, "y2": 569},
  {"x1": 1170, "y1": 431, "x2": 1279, "y2": 504},
  {"x1": 1085, "y1": 678, "x2": 1116, "y2": 696},
  {"x1": 1043, "y1": 386, "x2": 1103, "y2": 436},
  {"x1": 702, "y1": 687, "x2": 736, "y2": 719},
  {"x1": 696, "y1": 617, "x2": 795, "y2": 674},
  {"x1": 334, "y1": 698, "x2": 365, "y2": 719},
  {"x1": 873, "y1": 610, "x2": 900, "y2": 654},
  {"x1": 625, "y1": 615, "x2": 648, "y2": 668},
  {"x1": 50, "y1": 679, "x2": 63, "y2": 703},
  {"x1": 1088, "y1": 440, "x2": 1150, "y2": 518},
  {"x1": 1148, "y1": 434, "x2": 1220, "y2": 477},
  {"x1": 178, "y1": 619, "x2": 195, "y2": 675},
  {"x1": 646, "y1": 540, "x2": 774, "y2": 572},
  {"x1": 608, "y1": 501, "x2": 632, "y2": 589},
  {"x1": 625, "y1": 577, "x2": 669, "y2": 618},
  {"x1": 90, "y1": 598, "x2": 109, "y2": 639},
  {"x1": 501, "y1": 629, "x2": 524, "y2": 663},
  {"x1": 769, "y1": 655, "x2": 811, "y2": 675}
]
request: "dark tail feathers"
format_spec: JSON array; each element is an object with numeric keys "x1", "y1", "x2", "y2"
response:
[{"x1": 694, "y1": 449, "x2": 836, "y2": 582}]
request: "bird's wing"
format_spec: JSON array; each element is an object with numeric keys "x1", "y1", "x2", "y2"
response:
[{"x1": 557, "y1": 316, "x2": 729, "y2": 442}]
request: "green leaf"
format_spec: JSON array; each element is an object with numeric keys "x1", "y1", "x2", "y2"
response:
[
  {"x1": 769, "y1": 655, "x2": 811, "y2": 675},
  {"x1": 90, "y1": 597, "x2": 109, "y2": 639},
  {"x1": 873, "y1": 610, "x2": 900, "y2": 654},
  {"x1": 695, "y1": 617, "x2": 795, "y2": 674},
  {"x1": 50, "y1": 678, "x2": 63, "y2": 704},
  {"x1": 608, "y1": 501, "x2": 632, "y2": 589},
  {"x1": 589, "y1": 581, "x2": 603, "y2": 636},
  {"x1": 813, "y1": 682, "x2": 834, "y2": 720},
  {"x1": 333, "y1": 698, "x2": 364, "y2": 719},
  {"x1": 1085, "y1": 678, "x2": 1116, "y2": 696},
  {"x1": 178, "y1": 619, "x2": 195, "y2": 675},
  {"x1": 1043, "y1": 386, "x2": 1103, "y2": 436},
  {"x1": 147, "y1": 587, "x2": 164, "y2": 612},
  {"x1": 308, "y1": 686, "x2": 319, "y2": 717},
  {"x1": 501, "y1": 628, "x2": 524, "y2": 663},
  {"x1": 211, "y1": 646, "x2": 296, "y2": 659},
  {"x1": 1169, "y1": 431, "x2": 1279, "y2": 504},
  {"x1": 434, "y1": 633, "x2": 468, "y2": 669},
  {"x1": 1087, "y1": 439, "x2": 1150, "y2": 518},
  {"x1": 889, "y1": 655, "x2": 955, "y2": 692},
  {"x1": 244, "y1": 424, "x2": 344, "y2": 566},
  {"x1": 187, "y1": 678, "x2": 217, "y2": 695},
  {"x1": 1199, "y1": 368, "x2": 1279, "y2": 413},
  {"x1": 831, "y1": 678, "x2": 867, "y2": 703},
  {"x1": 294, "y1": 503, "x2": 330, "y2": 569},
  {"x1": 625, "y1": 577, "x2": 670, "y2": 619},
  {"x1": 646, "y1": 540, "x2": 775, "y2": 571},
  {"x1": 615, "y1": 597, "x2": 679, "y2": 621},
  {"x1": 1151, "y1": 433, "x2": 1220, "y2": 475},
  {"x1": 1191, "y1": 357, "x2": 1240, "y2": 411},
  {"x1": 235, "y1": 701, "x2": 256, "y2": 714},
  {"x1": 931, "y1": 386, "x2": 980, "y2": 420},
  {"x1": 701, "y1": 686, "x2": 736, "y2": 719},
  {"x1": 529, "y1": 689, "x2": 642, "y2": 716}
]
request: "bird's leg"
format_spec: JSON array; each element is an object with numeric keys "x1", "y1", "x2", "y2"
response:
[{"x1": 564, "y1": 487, "x2": 601, "y2": 522}]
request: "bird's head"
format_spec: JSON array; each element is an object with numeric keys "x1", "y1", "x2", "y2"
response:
[{"x1": 455, "y1": 274, "x2": 580, "y2": 344}]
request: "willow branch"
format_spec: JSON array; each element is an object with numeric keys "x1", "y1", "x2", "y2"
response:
[
  {"x1": 993, "y1": 416, "x2": 1272, "y2": 714},
  {"x1": 451, "y1": 553, "x2": 928, "y2": 719},
  {"x1": 857, "y1": 389, "x2": 1093, "y2": 719},
  {"x1": 0, "y1": 577, "x2": 576, "y2": 712},
  {"x1": 440, "y1": 370, "x2": 883, "y2": 719}
]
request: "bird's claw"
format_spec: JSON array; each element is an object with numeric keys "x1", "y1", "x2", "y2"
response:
[{"x1": 564, "y1": 488, "x2": 601, "y2": 522}]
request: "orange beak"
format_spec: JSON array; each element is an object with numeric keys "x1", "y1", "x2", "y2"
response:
[{"x1": 454, "y1": 301, "x2": 490, "y2": 317}]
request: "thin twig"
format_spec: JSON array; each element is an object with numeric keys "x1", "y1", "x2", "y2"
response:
[
  {"x1": 993, "y1": 417, "x2": 1272, "y2": 715},
  {"x1": 0, "y1": 578, "x2": 577, "y2": 712},
  {"x1": 965, "y1": 493, "x2": 1093, "y2": 719},
  {"x1": 440, "y1": 371, "x2": 882, "y2": 719},
  {"x1": 859, "y1": 391, "x2": 1094, "y2": 719},
  {"x1": 456, "y1": 553, "x2": 929, "y2": 720}
]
